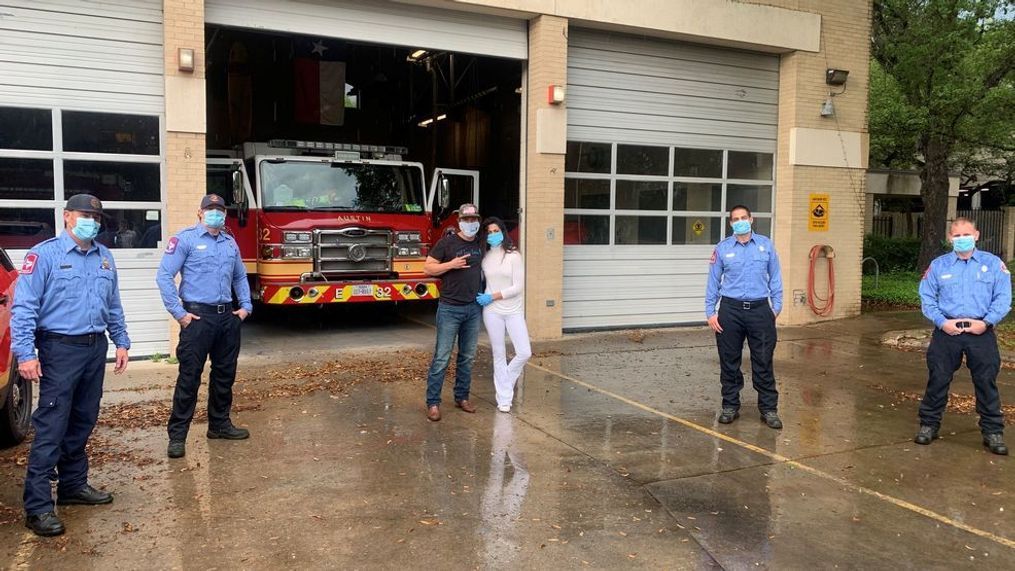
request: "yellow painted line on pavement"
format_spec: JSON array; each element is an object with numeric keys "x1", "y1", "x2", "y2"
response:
[
  {"x1": 523, "y1": 360, "x2": 1015, "y2": 551},
  {"x1": 405, "y1": 314, "x2": 1015, "y2": 550}
]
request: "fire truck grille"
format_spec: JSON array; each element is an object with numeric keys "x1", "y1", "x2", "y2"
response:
[{"x1": 315, "y1": 228, "x2": 392, "y2": 274}]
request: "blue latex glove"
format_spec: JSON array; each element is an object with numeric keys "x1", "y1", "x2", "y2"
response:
[{"x1": 476, "y1": 293, "x2": 494, "y2": 306}]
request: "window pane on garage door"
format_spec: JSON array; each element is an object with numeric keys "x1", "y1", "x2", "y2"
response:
[
  {"x1": 673, "y1": 216, "x2": 722, "y2": 245},
  {"x1": 615, "y1": 215, "x2": 666, "y2": 245},
  {"x1": 617, "y1": 144, "x2": 668, "y2": 175},
  {"x1": 727, "y1": 184, "x2": 773, "y2": 213},
  {"x1": 616, "y1": 180, "x2": 666, "y2": 210},
  {"x1": 565, "y1": 141, "x2": 611, "y2": 174},
  {"x1": 673, "y1": 148, "x2": 723, "y2": 178},
  {"x1": 673, "y1": 182, "x2": 721, "y2": 212},
  {"x1": 564, "y1": 214, "x2": 609, "y2": 245},
  {"x1": 565, "y1": 179, "x2": 610, "y2": 209}
]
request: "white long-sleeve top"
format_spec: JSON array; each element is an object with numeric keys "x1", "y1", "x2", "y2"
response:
[{"x1": 481, "y1": 247, "x2": 524, "y2": 315}]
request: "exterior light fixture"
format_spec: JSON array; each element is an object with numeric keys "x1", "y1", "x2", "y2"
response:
[
  {"x1": 417, "y1": 114, "x2": 448, "y2": 128},
  {"x1": 178, "y1": 48, "x2": 195, "y2": 73},
  {"x1": 825, "y1": 68, "x2": 849, "y2": 86},
  {"x1": 407, "y1": 49, "x2": 429, "y2": 62},
  {"x1": 547, "y1": 84, "x2": 565, "y2": 105}
]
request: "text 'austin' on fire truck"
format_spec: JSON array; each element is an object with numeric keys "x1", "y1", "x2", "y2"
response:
[{"x1": 207, "y1": 139, "x2": 480, "y2": 306}]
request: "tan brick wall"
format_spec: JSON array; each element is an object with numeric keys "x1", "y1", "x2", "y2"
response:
[
  {"x1": 756, "y1": 0, "x2": 873, "y2": 324},
  {"x1": 523, "y1": 16, "x2": 568, "y2": 340},
  {"x1": 164, "y1": 0, "x2": 207, "y2": 348}
]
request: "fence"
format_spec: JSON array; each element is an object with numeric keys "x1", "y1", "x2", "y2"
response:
[
  {"x1": 870, "y1": 212, "x2": 922, "y2": 239},
  {"x1": 957, "y1": 209, "x2": 1005, "y2": 257}
]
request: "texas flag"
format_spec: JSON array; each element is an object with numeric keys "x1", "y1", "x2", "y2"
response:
[{"x1": 294, "y1": 39, "x2": 346, "y2": 126}]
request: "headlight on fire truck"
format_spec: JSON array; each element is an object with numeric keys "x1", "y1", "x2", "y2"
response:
[
  {"x1": 397, "y1": 247, "x2": 422, "y2": 257},
  {"x1": 283, "y1": 231, "x2": 312, "y2": 243},
  {"x1": 282, "y1": 246, "x2": 312, "y2": 259}
]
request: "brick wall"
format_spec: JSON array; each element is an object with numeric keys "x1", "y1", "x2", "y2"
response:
[
  {"x1": 524, "y1": 16, "x2": 568, "y2": 340},
  {"x1": 163, "y1": 0, "x2": 207, "y2": 348}
]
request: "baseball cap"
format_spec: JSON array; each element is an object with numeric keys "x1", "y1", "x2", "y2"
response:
[
  {"x1": 65, "y1": 193, "x2": 103, "y2": 214},
  {"x1": 458, "y1": 203, "x2": 480, "y2": 219},
  {"x1": 201, "y1": 194, "x2": 227, "y2": 210}
]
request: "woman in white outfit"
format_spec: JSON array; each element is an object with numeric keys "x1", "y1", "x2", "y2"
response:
[{"x1": 476, "y1": 217, "x2": 531, "y2": 413}]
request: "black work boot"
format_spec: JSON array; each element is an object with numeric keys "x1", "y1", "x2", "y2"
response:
[
  {"x1": 983, "y1": 433, "x2": 1009, "y2": 456},
  {"x1": 760, "y1": 411, "x2": 783, "y2": 429},
  {"x1": 717, "y1": 408, "x2": 740, "y2": 424},
  {"x1": 207, "y1": 425, "x2": 250, "y2": 440},
  {"x1": 167, "y1": 439, "x2": 186, "y2": 458},
  {"x1": 57, "y1": 484, "x2": 113, "y2": 506},
  {"x1": 914, "y1": 425, "x2": 939, "y2": 445},
  {"x1": 25, "y1": 512, "x2": 65, "y2": 537}
]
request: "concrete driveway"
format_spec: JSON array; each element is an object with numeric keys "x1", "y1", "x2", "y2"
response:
[{"x1": 1, "y1": 309, "x2": 1012, "y2": 569}]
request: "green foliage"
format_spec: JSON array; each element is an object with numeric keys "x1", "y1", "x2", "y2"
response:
[
  {"x1": 167, "y1": 357, "x2": 179, "y2": 365},
  {"x1": 863, "y1": 234, "x2": 923, "y2": 273},
  {"x1": 871, "y1": 1, "x2": 1015, "y2": 174},
  {"x1": 862, "y1": 272, "x2": 922, "y2": 307},
  {"x1": 149, "y1": 353, "x2": 167, "y2": 363}
]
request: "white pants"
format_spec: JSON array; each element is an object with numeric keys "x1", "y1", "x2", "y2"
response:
[{"x1": 482, "y1": 310, "x2": 532, "y2": 407}]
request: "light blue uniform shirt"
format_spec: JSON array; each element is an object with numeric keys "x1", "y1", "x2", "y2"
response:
[
  {"x1": 156, "y1": 224, "x2": 253, "y2": 320},
  {"x1": 919, "y1": 249, "x2": 1011, "y2": 328},
  {"x1": 11, "y1": 232, "x2": 130, "y2": 362},
  {"x1": 705, "y1": 233, "x2": 783, "y2": 318}
]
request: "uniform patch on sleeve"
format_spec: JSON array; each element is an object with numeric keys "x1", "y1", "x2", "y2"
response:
[
  {"x1": 709, "y1": 250, "x2": 717, "y2": 265},
  {"x1": 921, "y1": 266, "x2": 930, "y2": 280},
  {"x1": 1002, "y1": 261, "x2": 1010, "y2": 274},
  {"x1": 165, "y1": 237, "x2": 179, "y2": 254},
  {"x1": 20, "y1": 253, "x2": 38, "y2": 274}
]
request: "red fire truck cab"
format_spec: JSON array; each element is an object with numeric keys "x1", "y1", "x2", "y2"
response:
[{"x1": 207, "y1": 140, "x2": 479, "y2": 306}]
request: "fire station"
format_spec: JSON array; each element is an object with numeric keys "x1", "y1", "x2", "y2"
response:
[{"x1": 0, "y1": 1, "x2": 871, "y2": 355}]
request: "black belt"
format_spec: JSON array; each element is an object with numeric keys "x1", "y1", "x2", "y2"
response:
[
  {"x1": 37, "y1": 331, "x2": 103, "y2": 345},
  {"x1": 183, "y1": 302, "x2": 231, "y2": 314},
  {"x1": 722, "y1": 297, "x2": 770, "y2": 310}
]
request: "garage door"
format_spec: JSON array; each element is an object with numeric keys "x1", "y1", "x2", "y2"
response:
[
  {"x1": 564, "y1": 29, "x2": 779, "y2": 330},
  {"x1": 206, "y1": 0, "x2": 527, "y2": 59},
  {"x1": 0, "y1": 1, "x2": 168, "y2": 356}
]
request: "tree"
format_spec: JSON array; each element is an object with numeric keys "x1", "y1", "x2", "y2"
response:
[{"x1": 871, "y1": 0, "x2": 1015, "y2": 268}]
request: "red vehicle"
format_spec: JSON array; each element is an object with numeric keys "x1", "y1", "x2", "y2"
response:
[
  {"x1": 0, "y1": 246, "x2": 31, "y2": 447},
  {"x1": 207, "y1": 140, "x2": 479, "y2": 306}
]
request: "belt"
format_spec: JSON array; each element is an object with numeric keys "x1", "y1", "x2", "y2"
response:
[
  {"x1": 37, "y1": 331, "x2": 103, "y2": 345},
  {"x1": 722, "y1": 297, "x2": 770, "y2": 310},
  {"x1": 183, "y1": 301, "x2": 231, "y2": 314}
]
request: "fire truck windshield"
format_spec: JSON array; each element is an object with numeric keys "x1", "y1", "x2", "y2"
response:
[{"x1": 260, "y1": 161, "x2": 425, "y2": 213}]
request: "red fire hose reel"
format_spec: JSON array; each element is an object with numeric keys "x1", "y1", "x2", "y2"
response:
[{"x1": 808, "y1": 245, "x2": 835, "y2": 316}]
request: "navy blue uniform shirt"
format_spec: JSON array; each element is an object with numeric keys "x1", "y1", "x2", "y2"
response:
[
  {"x1": 156, "y1": 224, "x2": 253, "y2": 320},
  {"x1": 919, "y1": 249, "x2": 1011, "y2": 328},
  {"x1": 705, "y1": 233, "x2": 783, "y2": 318},
  {"x1": 11, "y1": 231, "x2": 130, "y2": 362}
]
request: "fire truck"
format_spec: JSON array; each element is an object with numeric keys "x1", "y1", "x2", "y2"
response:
[{"x1": 206, "y1": 140, "x2": 479, "y2": 306}]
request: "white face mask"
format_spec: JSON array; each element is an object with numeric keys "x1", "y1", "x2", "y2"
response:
[{"x1": 459, "y1": 220, "x2": 480, "y2": 238}]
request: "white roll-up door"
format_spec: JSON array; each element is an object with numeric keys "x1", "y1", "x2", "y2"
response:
[
  {"x1": 206, "y1": 0, "x2": 527, "y2": 60},
  {"x1": 0, "y1": 1, "x2": 168, "y2": 356},
  {"x1": 564, "y1": 29, "x2": 779, "y2": 330}
]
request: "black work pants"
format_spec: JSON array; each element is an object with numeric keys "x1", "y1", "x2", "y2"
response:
[
  {"x1": 921, "y1": 328, "x2": 1004, "y2": 435},
  {"x1": 168, "y1": 309, "x2": 242, "y2": 440},
  {"x1": 715, "y1": 300, "x2": 779, "y2": 412}
]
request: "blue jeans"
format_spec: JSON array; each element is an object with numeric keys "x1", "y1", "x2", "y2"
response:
[{"x1": 426, "y1": 302, "x2": 482, "y2": 406}]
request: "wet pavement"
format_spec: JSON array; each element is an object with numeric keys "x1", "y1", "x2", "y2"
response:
[{"x1": 1, "y1": 309, "x2": 1013, "y2": 569}]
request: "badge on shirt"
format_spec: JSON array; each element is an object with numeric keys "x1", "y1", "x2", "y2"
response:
[
  {"x1": 759, "y1": 246, "x2": 765, "y2": 252},
  {"x1": 101, "y1": 257, "x2": 111, "y2": 270},
  {"x1": 165, "y1": 237, "x2": 179, "y2": 254},
  {"x1": 981, "y1": 265, "x2": 988, "y2": 273},
  {"x1": 20, "y1": 253, "x2": 38, "y2": 275}
]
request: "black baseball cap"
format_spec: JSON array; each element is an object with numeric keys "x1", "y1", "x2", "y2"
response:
[
  {"x1": 201, "y1": 194, "x2": 227, "y2": 210},
  {"x1": 65, "y1": 193, "x2": 103, "y2": 214}
]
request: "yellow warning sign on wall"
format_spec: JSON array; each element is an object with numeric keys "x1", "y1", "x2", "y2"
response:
[
  {"x1": 692, "y1": 220, "x2": 705, "y2": 236},
  {"x1": 809, "y1": 193, "x2": 829, "y2": 232}
]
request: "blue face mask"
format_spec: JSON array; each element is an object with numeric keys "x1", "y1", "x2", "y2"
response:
[
  {"x1": 731, "y1": 219, "x2": 752, "y2": 236},
  {"x1": 952, "y1": 235, "x2": 975, "y2": 253},
  {"x1": 71, "y1": 217, "x2": 100, "y2": 241},
  {"x1": 204, "y1": 209, "x2": 226, "y2": 229},
  {"x1": 486, "y1": 232, "x2": 504, "y2": 247},
  {"x1": 459, "y1": 220, "x2": 480, "y2": 238}
]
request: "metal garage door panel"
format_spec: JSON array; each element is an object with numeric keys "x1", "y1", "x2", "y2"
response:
[
  {"x1": 7, "y1": 253, "x2": 166, "y2": 358},
  {"x1": 206, "y1": 0, "x2": 527, "y2": 60},
  {"x1": 564, "y1": 29, "x2": 778, "y2": 329},
  {"x1": 0, "y1": 1, "x2": 164, "y2": 114}
]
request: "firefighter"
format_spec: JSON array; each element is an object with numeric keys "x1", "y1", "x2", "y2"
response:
[
  {"x1": 916, "y1": 217, "x2": 1009, "y2": 455},
  {"x1": 704, "y1": 204, "x2": 784, "y2": 429},
  {"x1": 156, "y1": 194, "x2": 253, "y2": 459},
  {"x1": 12, "y1": 194, "x2": 131, "y2": 537}
]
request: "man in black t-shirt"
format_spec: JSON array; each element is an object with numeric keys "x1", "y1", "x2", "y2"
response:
[{"x1": 423, "y1": 203, "x2": 485, "y2": 421}]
